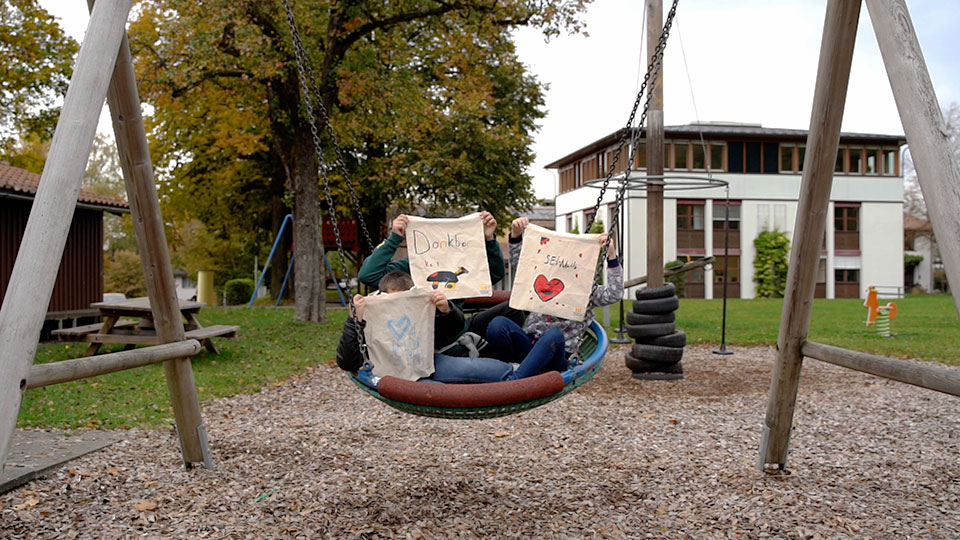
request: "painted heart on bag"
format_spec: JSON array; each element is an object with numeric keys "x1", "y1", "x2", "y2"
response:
[
  {"x1": 533, "y1": 274, "x2": 565, "y2": 302},
  {"x1": 388, "y1": 315, "x2": 412, "y2": 340}
]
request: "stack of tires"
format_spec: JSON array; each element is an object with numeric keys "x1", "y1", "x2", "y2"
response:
[{"x1": 624, "y1": 282, "x2": 685, "y2": 380}]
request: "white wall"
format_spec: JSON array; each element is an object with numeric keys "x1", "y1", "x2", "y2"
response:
[
  {"x1": 860, "y1": 202, "x2": 904, "y2": 297},
  {"x1": 556, "y1": 170, "x2": 903, "y2": 299}
]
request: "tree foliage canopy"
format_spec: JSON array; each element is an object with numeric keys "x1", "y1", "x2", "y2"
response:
[
  {"x1": 129, "y1": 0, "x2": 591, "y2": 319},
  {"x1": 0, "y1": 0, "x2": 77, "y2": 151}
]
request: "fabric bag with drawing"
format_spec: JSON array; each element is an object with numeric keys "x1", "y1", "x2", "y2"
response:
[
  {"x1": 362, "y1": 288, "x2": 435, "y2": 381},
  {"x1": 509, "y1": 224, "x2": 601, "y2": 321},
  {"x1": 405, "y1": 213, "x2": 493, "y2": 300}
]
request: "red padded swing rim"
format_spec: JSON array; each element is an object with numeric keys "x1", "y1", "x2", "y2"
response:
[{"x1": 377, "y1": 371, "x2": 565, "y2": 408}]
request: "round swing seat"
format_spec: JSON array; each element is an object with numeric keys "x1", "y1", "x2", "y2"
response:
[{"x1": 349, "y1": 321, "x2": 609, "y2": 419}]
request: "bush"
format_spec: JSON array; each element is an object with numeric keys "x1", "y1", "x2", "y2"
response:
[
  {"x1": 753, "y1": 230, "x2": 790, "y2": 298},
  {"x1": 224, "y1": 278, "x2": 254, "y2": 305},
  {"x1": 664, "y1": 259, "x2": 685, "y2": 297}
]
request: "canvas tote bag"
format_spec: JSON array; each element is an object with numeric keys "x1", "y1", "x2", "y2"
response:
[
  {"x1": 405, "y1": 213, "x2": 493, "y2": 300},
  {"x1": 509, "y1": 224, "x2": 601, "y2": 321},
  {"x1": 362, "y1": 288, "x2": 435, "y2": 381}
]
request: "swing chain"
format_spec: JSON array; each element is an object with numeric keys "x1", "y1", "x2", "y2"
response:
[
  {"x1": 585, "y1": 0, "x2": 678, "y2": 236},
  {"x1": 572, "y1": 0, "x2": 679, "y2": 366},
  {"x1": 282, "y1": 0, "x2": 371, "y2": 366}
]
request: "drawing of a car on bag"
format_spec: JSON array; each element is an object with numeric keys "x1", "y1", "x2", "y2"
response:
[{"x1": 427, "y1": 266, "x2": 469, "y2": 289}]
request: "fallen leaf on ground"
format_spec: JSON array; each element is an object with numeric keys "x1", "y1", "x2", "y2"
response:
[{"x1": 134, "y1": 500, "x2": 158, "y2": 512}]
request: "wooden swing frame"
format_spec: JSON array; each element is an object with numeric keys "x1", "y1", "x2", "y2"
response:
[
  {"x1": 759, "y1": 0, "x2": 960, "y2": 472},
  {"x1": 0, "y1": 0, "x2": 213, "y2": 473}
]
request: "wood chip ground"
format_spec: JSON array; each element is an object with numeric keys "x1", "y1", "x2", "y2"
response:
[{"x1": 3, "y1": 345, "x2": 958, "y2": 539}]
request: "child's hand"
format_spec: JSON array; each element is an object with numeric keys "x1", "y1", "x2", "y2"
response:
[
  {"x1": 430, "y1": 290, "x2": 451, "y2": 313},
  {"x1": 599, "y1": 232, "x2": 618, "y2": 259},
  {"x1": 511, "y1": 217, "x2": 529, "y2": 238},
  {"x1": 351, "y1": 294, "x2": 366, "y2": 321},
  {"x1": 392, "y1": 214, "x2": 409, "y2": 236},
  {"x1": 479, "y1": 211, "x2": 497, "y2": 240}
]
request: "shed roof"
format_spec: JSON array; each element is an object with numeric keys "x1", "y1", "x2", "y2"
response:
[
  {"x1": 903, "y1": 213, "x2": 933, "y2": 232},
  {"x1": 0, "y1": 161, "x2": 128, "y2": 210}
]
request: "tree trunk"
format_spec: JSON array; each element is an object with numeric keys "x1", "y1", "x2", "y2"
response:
[{"x1": 291, "y1": 129, "x2": 326, "y2": 322}]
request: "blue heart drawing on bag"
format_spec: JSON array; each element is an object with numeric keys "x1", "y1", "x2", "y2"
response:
[{"x1": 388, "y1": 315, "x2": 412, "y2": 341}]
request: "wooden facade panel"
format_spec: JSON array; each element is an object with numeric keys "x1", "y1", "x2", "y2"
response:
[
  {"x1": 676, "y1": 230, "x2": 705, "y2": 250},
  {"x1": 835, "y1": 231, "x2": 860, "y2": 251},
  {"x1": 1, "y1": 199, "x2": 103, "y2": 312}
]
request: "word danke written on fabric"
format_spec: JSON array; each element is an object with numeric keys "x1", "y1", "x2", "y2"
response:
[{"x1": 412, "y1": 231, "x2": 469, "y2": 254}]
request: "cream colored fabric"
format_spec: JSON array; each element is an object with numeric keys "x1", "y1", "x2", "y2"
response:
[
  {"x1": 362, "y1": 289, "x2": 435, "y2": 381},
  {"x1": 405, "y1": 213, "x2": 493, "y2": 299},
  {"x1": 509, "y1": 224, "x2": 601, "y2": 321}
]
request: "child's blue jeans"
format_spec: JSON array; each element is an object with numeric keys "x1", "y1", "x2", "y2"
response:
[{"x1": 430, "y1": 325, "x2": 567, "y2": 383}]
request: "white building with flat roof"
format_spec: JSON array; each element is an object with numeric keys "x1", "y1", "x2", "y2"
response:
[{"x1": 548, "y1": 122, "x2": 906, "y2": 299}]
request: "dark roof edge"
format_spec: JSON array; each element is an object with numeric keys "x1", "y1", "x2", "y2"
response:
[{"x1": 545, "y1": 124, "x2": 907, "y2": 169}]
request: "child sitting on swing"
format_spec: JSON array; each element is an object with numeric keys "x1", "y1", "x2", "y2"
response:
[
  {"x1": 357, "y1": 211, "x2": 526, "y2": 338},
  {"x1": 336, "y1": 270, "x2": 566, "y2": 383},
  {"x1": 483, "y1": 217, "x2": 623, "y2": 366}
]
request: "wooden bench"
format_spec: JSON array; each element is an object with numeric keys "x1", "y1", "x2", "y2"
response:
[
  {"x1": 185, "y1": 325, "x2": 240, "y2": 352},
  {"x1": 53, "y1": 322, "x2": 238, "y2": 355},
  {"x1": 52, "y1": 319, "x2": 140, "y2": 338}
]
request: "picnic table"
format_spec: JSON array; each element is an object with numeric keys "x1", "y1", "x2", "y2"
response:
[{"x1": 53, "y1": 297, "x2": 238, "y2": 357}]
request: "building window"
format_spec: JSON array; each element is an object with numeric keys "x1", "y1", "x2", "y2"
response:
[
  {"x1": 835, "y1": 206, "x2": 859, "y2": 232},
  {"x1": 677, "y1": 203, "x2": 704, "y2": 230},
  {"x1": 849, "y1": 148, "x2": 863, "y2": 174},
  {"x1": 692, "y1": 143, "x2": 706, "y2": 170},
  {"x1": 865, "y1": 149, "x2": 878, "y2": 174},
  {"x1": 780, "y1": 145, "x2": 794, "y2": 172},
  {"x1": 714, "y1": 256, "x2": 740, "y2": 283},
  {"x1": 882, "y1": 149, "x2": 897, "y2": 175},
  {"x1": 727, "y1": 141, "x2": 778, "y2": 173},
  {"x1": 584, "y1": 209, "x2": 597, "y2": 233},
  {"x1": 728, "y1": 142, "x2": 743, "y2": 172},
  {"x1": 674, "y1": 142, "x2": 689, "y2": 170},
  {"x1": 712, "y1": 202, "x2": 740, "y2": 231},
  {"x1": 835, "y1": 148, "x2": 845, "y2": 173},
  {"x1": 798, "y1": 146, "x2": 806, "y2": 172},
  {"x1": 835, "y1": 269, "x2": 859, "y2": 283},
  {"x1": 633, "y1": 141, "x2": 647, "y2": 169},
  {"x1": 746, "y1": 142, "x2": 762, "y2": 173},
  {"x1": 709, "y1": 143, "x2": 725, "y2": 171}
]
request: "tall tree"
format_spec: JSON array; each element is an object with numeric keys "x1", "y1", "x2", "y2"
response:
[
  {"x1": 902, "y1": 102, "x2": 960, "y2": 219},
  {"x1": 130, "y1": 0, "x2": 590, "y2": 322},
  {"x1": 0, "y1": 0, "x2": 77, "y2": 152}
]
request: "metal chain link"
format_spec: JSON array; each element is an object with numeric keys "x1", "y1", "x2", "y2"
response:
[
  {"x1": 571, "y1": 0, "x2": 679, "y2": 366},
  {"x1": 280, "y1": 5, "x2": 375, "y2": 253},
  {"x1": 584, "y1": 0, "x2": 679, "y2": 235},
  {"x1": 282, "y1": 0, "x2": 371, "y2": 367}
]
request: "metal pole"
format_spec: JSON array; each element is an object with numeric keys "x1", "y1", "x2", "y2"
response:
[
  {"x1": 248, "y1": 213, "x2": 293, "y2": 307},
  {"x1": 714, "y1": 188, "x2": 733, "y2": 355},
  {"x1": 612, "y1": 193, "x2": 632, "y2": 344}
]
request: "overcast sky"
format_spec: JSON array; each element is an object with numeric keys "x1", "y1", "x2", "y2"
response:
[
  {"x1": 39, "y1": 0, "x2": 960, "y2": 199},
  {"x1": 514, "y1": 0, "x2": 960, "y2": 198}
]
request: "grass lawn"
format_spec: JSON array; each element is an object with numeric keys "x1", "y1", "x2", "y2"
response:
[
  {"x1": 18, "y1": 294, "x2": 957, "y2": 430},
  {"x1": 600, "y1": 294, "x2": 960, "y2": 365},
  {"x1": 19, "y1": 306, "x2": 348, "y2": 430}
]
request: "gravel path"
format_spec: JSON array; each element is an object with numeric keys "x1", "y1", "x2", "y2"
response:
[{"x1": 3, "y1": 345, "x2": 958, "y2": 539}]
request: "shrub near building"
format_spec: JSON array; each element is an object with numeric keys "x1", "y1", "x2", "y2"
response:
[{"x1": 753, "y1": 230, "x2": 790, "y2": 298}]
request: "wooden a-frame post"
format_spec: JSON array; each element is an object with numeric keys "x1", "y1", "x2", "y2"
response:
[
  {"x1": 645, "y1": 0, "x2": 665, "y2": 289},
  {"x1": 759, "y1": 0, "x2": 960, "y2": 471},
  {"x1": 0, "y1": 0, "x2": 211, "y2": 472}
]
